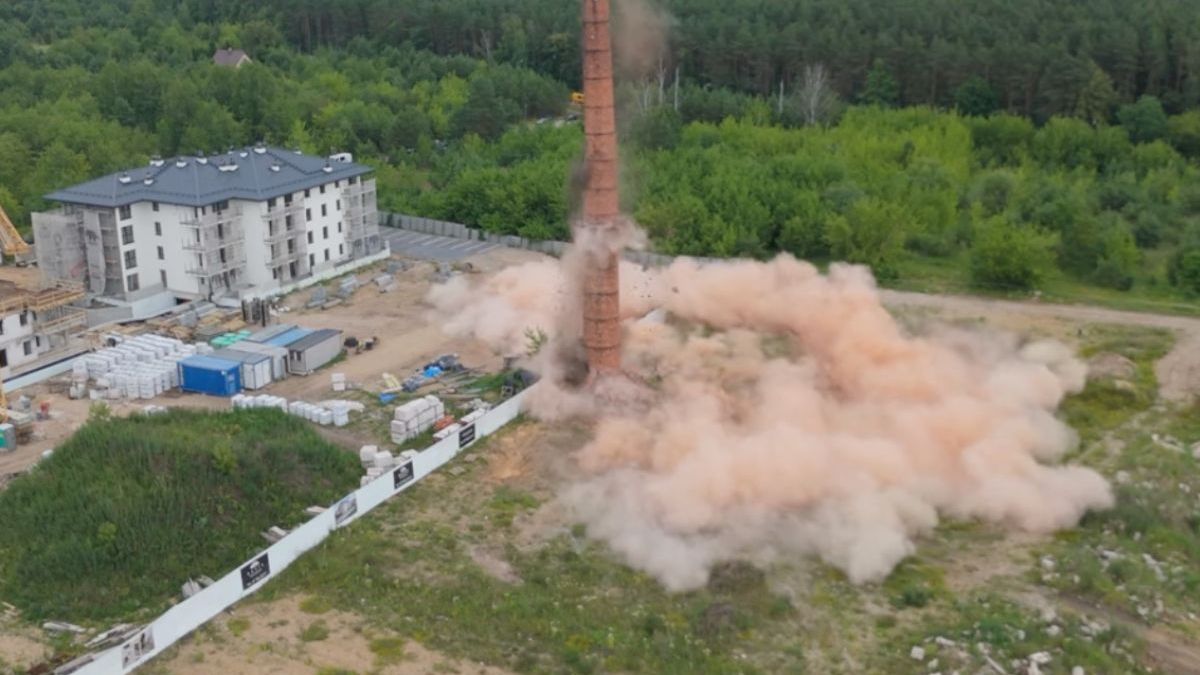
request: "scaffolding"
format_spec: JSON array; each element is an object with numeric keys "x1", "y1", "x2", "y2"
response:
[
  {"x1": 262, "y1": 202, "x2": 310, "y2": 282},
  {"x1": 182, "y1": 206, "x2": 247, "y2": 295},
  {"x1": 342, "y1": 178, "x2": 383, "y2": 259},
  {"x1": 0, "y1": 280, "x2": 87, "y2": 351}
]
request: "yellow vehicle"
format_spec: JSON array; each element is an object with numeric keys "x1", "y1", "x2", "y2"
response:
[{"x1": 571, "y1": 91, "x2": 585, "y2": 105}]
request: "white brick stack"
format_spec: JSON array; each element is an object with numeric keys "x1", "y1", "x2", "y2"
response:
[
  {"x1": 390, "y1": 395, "x2": 444, "y2": 444},
  {"x1": 74, "y1": 334, "x2": 196, "y2": 400}
]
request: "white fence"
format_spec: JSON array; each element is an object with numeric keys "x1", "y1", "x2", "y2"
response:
[{"x1": 68, "y1": 389, "x2": 530, "y2": 674}]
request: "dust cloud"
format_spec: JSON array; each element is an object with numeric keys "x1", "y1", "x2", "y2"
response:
[
  {"x1": 612, "y1": 0, "x2": 675, "y2": 81},
  {"x1": 430, "y1": 253, "x2": 1113, "y2": 590}
]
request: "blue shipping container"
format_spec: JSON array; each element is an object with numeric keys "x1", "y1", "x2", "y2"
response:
[
  {"x1": 178, "y1": 355, "x2": 243, "y2": 396},
  {"x1": 264, "y1": 327, "x2": 313, "y2": 348}
]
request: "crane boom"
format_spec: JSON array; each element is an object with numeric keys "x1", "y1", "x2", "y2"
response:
[{"x1": 0, "y1": 202, "x2": 31, "y2": 259}]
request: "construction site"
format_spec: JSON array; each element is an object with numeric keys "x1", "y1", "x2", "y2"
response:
[{"x1": 1, "y1": 1, "x2": 1199, "y2": 674}]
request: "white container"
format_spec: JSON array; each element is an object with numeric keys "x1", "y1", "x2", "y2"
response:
[
  {"x1": 373, "y1": 451, "x2": 394, "y2": 469},
  {"x1": 318, "y1": 410, "x2": 333, "y2": 426}
]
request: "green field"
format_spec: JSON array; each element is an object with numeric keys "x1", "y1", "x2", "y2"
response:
[{"x1": 0, "y1": 407, "x2": 360, "y2": 623}]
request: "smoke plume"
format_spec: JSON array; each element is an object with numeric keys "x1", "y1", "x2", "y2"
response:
[
  {"x1": 430, "y1": 254, "x2": 1113, "y2": 590},
  {"x1": 612, "y1": 0, "x2": 675, "y2": 81}
]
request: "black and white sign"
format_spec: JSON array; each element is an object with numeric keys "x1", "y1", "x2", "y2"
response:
[
  {"x1": 240, "y1": 553, "x2": 271, "y2": 590},
  {"x1": 458, "y1": 422, "x2": 476, "y2": 448},
  {"x1": 333, "y1": 494, "x2": 358, "y2": 527},
  {"x1": 392, "y1": 461, "x2": 414, "y2": 490},
  {"x1": 121, "y1": 627, "x2": 155, "y2": 667}
]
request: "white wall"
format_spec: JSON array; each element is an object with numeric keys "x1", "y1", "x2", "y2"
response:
[
  {"x1": 0, "y1": 309, "x2": 43, "y2": 378},
  {"x1": 120, "y1": 201, "x2": 202, "y2": 298}
]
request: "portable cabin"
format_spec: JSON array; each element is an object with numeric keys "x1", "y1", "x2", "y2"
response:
[
  {"x1": 212, "y1": 348, "x2": 273, "y2": 390},
  {"x1": 225, "y1": 341, "x2": 289, "y2": 381},
  {"x1": 285, "y1": 328, "x2": 344, "y2": 375},
  {"x1": 177, "y1": 355, "x2": 243, "y2": 396}
]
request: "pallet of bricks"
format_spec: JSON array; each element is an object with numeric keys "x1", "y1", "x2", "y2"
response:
[
  {"x1": 390, "y1": 395, "x2": 445, "y2": 444},
  {"x1": 72, "y1": 335, "x2": 204, "y2": 401}
]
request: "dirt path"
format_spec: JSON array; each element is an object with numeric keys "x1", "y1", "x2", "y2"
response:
[
  {"x1": 153, "y1": 595, "x2": 516, "y2": 675},
  {"x1": 880, "y1": 289, "x2": 1200, "y2": 401}
]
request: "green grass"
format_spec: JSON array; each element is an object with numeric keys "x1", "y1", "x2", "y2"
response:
[
  {"x1": 226, "y1": 617, "x2": 250, "y2": 637},
  {"x1": 369, "y1": 636, "x2": 408, "y2": 665},
  {"x1": 299, "y1": 620, "x2": 330, "y2": 642},
  {"x1": 890, "y1": 252, "x2": 1200, "y2": 317},
  {"x1": 0, "y1": 408, "x2": 360, "y2": 622}
]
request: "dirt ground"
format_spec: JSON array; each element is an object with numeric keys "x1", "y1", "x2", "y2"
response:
[{"x1": 151, "y1": 596, "x2": 515, "y2": 675}]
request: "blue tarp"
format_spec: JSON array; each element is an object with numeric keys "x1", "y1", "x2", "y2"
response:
[{"x1": 423, "y1": 365, "x2": 444, "y2": 378}]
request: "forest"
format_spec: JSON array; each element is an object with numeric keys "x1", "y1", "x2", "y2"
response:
[{"x1": 4, "y1": 0, "x2": 1200, "y2": 301}]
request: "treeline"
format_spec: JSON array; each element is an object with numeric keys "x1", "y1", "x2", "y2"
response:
[
  {"x1": 15, "y1": 0, "x2": 1198, "y2": 121},
  {"x1": 396, "y1": 106, "x2": 1200, "y2": 297}
]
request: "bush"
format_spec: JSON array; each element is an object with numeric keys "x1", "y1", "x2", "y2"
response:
[{"x1": 969, "y1": 220, "x2": 1057, "y2": 291}]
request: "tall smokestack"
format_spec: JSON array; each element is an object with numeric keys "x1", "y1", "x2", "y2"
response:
[{"x1": 580, "y1": 0, "x2": 622, "y2": 374}]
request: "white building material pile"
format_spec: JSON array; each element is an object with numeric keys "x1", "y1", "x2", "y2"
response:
[
  {"x1": 231, "y1": 394, "x2": 289, "y2": 411},
  {"x1": 391, "y1": 395, "x2": 444, "y2": 444},
  {"x1": 73, "y1": 334, "x2": 197, "y2": 401}
]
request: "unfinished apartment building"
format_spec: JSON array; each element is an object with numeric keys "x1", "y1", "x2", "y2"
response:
[
  {"x1": 33, "y1": 146, "x2": 383, "y2": 310},
  {"x1": 0, "y1": 280, "x2": 85, "y2": 379}
]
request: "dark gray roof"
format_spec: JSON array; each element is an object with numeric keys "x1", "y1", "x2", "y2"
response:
[
  {"x1": 45, "y1": 147, "x2": 372, "y2": 208},
  {"x1": 287, "y1": 328, "x2": 343, "y2": 352},
  {"x1": 213, "y1": 48, "x2": 251, "y2": 66}
]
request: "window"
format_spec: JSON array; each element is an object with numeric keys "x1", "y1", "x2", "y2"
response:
[
  {"x1": 219, "y1": 248, "x2": 227, "y2": 264},
  {"x1": 337, "y1": 221, "x2": 342, "y2": 233},
  {"x1": 285, "y1": 215, "x2": 293, "y2": 229},
  {"x1": 308, "y1": 253, "x2": 315, "y2": 268},
  {"x1": 306, "y1": 208, "x2": 312, "y2": 222},
  {"x1": 267, "y1": 197, "x2": 277, "y2": 210},
  {"x1": 272, "y1": 267, "x2": 279, "y2": 280},
  {"x1": 155, "y1": 222, "x2": 162, "y2": 236},
  {"x1": 320, "y1": 184, "x2": 326, "y2": 194},
  {"x1": 214, "y1": 200, "x2": 228, "y2": 212},
  {"x1": 287, "y1": 239, "x2": 296, "y2": 253},
  {"x1": 321, "y1": 204, "x2": 327, "y2": 217},
  {"x1": 157, "y1": 246, "x2": 164, "y2": 260},
  {"x1": 126, "y1": 273, "x2": 140, "y2": 292},
  {"x1": 217, "y1": 223, "x2": 224, "y2": 239},
  {"x1": 160, "y1": 270, "x2": 167, "y2": 287},
  {"x1": 349, "y1": 176, "x2": 357, "y2": 185},
  {"x1": 124, "y1": 250, "x2": 138, "y2": 269},
  {"x1": 339, "y1": 244, "x2": 344, "y2": 256},
  {"x1": 121, "y1": 225, "x2": 134, "y2": 245},
  {"x1": 152, "y1": 201, "x2": 160, "y2": 212},
  {"x1": 335, "y1": 180, "x2": 340, "y2": 188},
  {"x1": 19, "y1": 311, "x2": 28, "y2": 327},
  {"x1": 118, "y1": 205, "x2": 132, "y2": 220},
  {"x1": 0, "y1": 349, "x2": 7, "y2": 368},
  {"x1": 284, "y1": 193, "x2": 293, "y2": 206},
  {"x1": 322, "y1": 226, "x2": 328, "y2": 240},
  {"x1": 23, "y1": 341, "x2": 33, "y2": 356},
  {"x1": 324, "y1": 249, "x2": 330, "y2": 262},
  {"x1": 304, "y1": 189, "x2": 311, "y2": 198},
  {"x1": 336, "y1": 199, "x2": 341, "y2": 211}
]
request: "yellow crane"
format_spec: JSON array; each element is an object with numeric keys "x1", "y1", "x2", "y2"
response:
[{"x1": 0, "y1": 202, "x2": 31, "y2": 264}]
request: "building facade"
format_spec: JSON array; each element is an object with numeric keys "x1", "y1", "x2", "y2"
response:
[
  {"x1": 33, "y1": 146, "x2": 383, "y2": 303},
  {"x1": 0, "y1": 281, "x2": 86, "y2": 379}
]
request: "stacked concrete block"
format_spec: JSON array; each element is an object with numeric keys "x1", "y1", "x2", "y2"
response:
[
  {"x1": 74, "y1": 334, "x2": 195, "y2": 400},
  {"x1": 390, "y1": 395, "x2": 444, "y2": 444}
]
